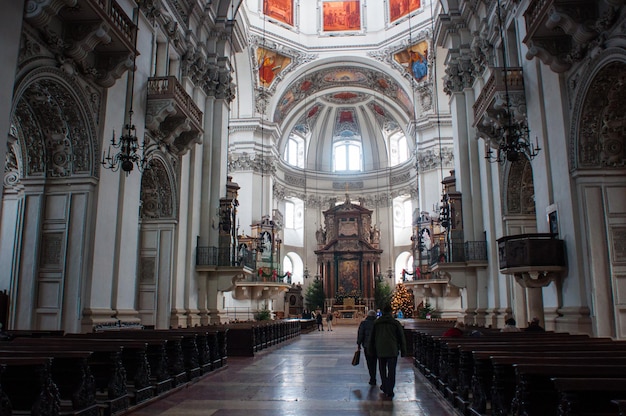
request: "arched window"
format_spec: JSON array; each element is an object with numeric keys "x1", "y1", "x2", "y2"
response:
[
  {"x1": 393, "y1": 196, "x2": 413, "y2": 228},
  {"x1": 283, "y1": 252, "x2": 304, "y2": 285},
  {"x1": 395, "y1": 252, "x2": 414, "y2": 284},
  {"x1": 389, "y1": 131, "x2": 409, "y2": 166},
  {"x1": 333, "y1": 140, "x2": 362, "y2": 172},
  {"x1": 284, "y1": 134, "x2": 305, "y2": 168}
]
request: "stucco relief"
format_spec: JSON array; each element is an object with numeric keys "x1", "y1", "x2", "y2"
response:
[
  {"x1": 140, "y1": 158, "x2": 175, "y2": 220},
  {"x1": 505, "y1": 158, "x2": 535, "y2": 216},
  {"x1": 228, "y1": 153, "x2": 276, "y2": 175},
  {"x1": 470, "y1": 33, "x2": 493, "y2": 76},
  {"x1": 416, "y1": 147, "x2": 454, "y2": 172},
  {"x1": 576, "y1": 61, "x2": 626, "y2": 170},
  {"x1": 14, "y1": 75, "x2": 96, "y2": 178},
  {"x1": 443, "y1": 58, "x2": 475, "y2": 95}
]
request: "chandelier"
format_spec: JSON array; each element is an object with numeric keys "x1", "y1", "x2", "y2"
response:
[
  {"x1": 485, "y1": 112, "x2": 540, "y2": 163},
  {"x1": 101, "y1": 21, "x2": 150, "y2": 175},
  {"x1": 485, "y1": 0, "x2": 541, "y2": 164},
  {"x1": 101, "y1": 108, "x2": 150, "y2": 174}
]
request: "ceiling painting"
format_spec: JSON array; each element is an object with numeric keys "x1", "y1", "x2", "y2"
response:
[
  {"x1": 333, "y1": 108, "x2": 361, "y2": 140},
  {"x1": 323, "y1": 1, "x2": 361, "y2": 32},
  {"x1": 264, "y1": 0, "x2": 294, "y2": 26},
  {"x1": 324, "y1": 91, "x2": 368, "y2": 104},
  {"x1": 257, "y1": 47, "x2": 291, "y2": 88},
  {"x1": 394, "y1": 41, "x2": 429, "y2": 82},
  {"x1": 274, "y1": 66, "x2": 413, "y2": 123},
  {"x1": 389, "y1": 0, "x2": 421, "y2": 23}
]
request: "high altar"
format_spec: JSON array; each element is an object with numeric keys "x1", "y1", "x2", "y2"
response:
[{"x1": 314, "y1": 195, "x2": 383, "y2": 312}]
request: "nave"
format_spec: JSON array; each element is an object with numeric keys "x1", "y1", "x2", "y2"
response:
[{"x1": 127, "y1": 323, "x2": 456, "y2": 416}]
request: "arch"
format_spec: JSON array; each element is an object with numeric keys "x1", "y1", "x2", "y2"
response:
[
  {"x1": 11, "y1": 68, "x2": 99, "y2": 179},
  {"x1": 283, "y1": 251, "x2": 304, "y2": 285},
  {"x1": 572, "y1": 59, "x2": 626, "y2": 171},
  {"x1": 2, "y1": 68, "x2": 100, "y2": 332},
  {"x1": 140, "y1": 156, "x2": 178, "y2": 220},
  {"x1": 568, "y1": 51, "x2": 626, "y2": 338},
  {"x1": 503, "y1": 158, "x2": 535, "y2": 216},
  {"x1": 395, "y1": 251, "x2": 413, "y2": 284}
]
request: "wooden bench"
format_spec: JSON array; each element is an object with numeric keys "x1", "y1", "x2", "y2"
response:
[
  {"x1": 8, "y1": 338, "x2": 133, "y2": 415},
  {"x1": 0, "y1": 357, "x2": 60, "y2": 416},
  {"x1": 410, "y1": 327, "x2": 626, "y2": 416},
  {"x1": 551, "y1": 378, "x2": 626, "y2": 416},
  {"x1": 0, "y1": 350, "x2": 98, "y2": 416},
  {"x1": 493, "y1": 367, "x2": 626, "y2": 416}
]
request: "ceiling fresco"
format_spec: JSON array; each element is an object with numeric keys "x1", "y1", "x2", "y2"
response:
[{"x1": 273, "y1": 66, "x2": 413, "y2": 123}]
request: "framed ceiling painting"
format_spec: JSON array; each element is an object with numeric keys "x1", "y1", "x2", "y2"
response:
[
  {"x1": 322, "y1": 0, "x2": 361, "y2": 32},
  {"x1": 393, "y1": 40, "x2": 429, "y2": 82},
  {"x1": 264, "y1": 0, "x2": 294, "y2": 26},
  {"x1": 257, "y1": 47, "x2": 291, "y2": 88},
  {"x1": 389, "y1": 0, "x2": 421, "y2": 23}
]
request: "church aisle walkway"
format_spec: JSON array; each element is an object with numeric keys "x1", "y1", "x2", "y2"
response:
[{"x1": 126, "y1": 322, "x2": 458, "y2": 416}]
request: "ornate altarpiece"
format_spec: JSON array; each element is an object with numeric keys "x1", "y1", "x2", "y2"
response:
[{"x1": 314, "y1": 195, "x2": 383, "y2": 304}]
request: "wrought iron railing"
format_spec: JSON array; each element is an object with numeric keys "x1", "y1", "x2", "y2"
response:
[
  {"x1": 429, "y1": 241, "x2": 488, "y2": 266},
  {"x1": 196, "y1": 246, "x2": 254, "y2": 268}
]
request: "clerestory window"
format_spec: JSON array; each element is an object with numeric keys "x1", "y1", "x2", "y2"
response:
[{"x1": 333, "y1": 140, "x2": 362, "y2": 172}]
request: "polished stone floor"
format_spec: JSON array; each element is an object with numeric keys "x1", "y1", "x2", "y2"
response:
[{"x1": 126, "y1": 322, "x2": 457, "y2": 416}]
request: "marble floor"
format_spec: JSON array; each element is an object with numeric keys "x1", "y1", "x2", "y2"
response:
[{"x1": 126, "y1": 322, "x2": 458, "y2": 416}]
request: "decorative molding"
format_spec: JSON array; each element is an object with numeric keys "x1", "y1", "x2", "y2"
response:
[
  {"x1": 228, "y1": 153, "x2": 276, "y2": 175},
  {"x1": 416, "y1": 147, "x2": 454, "y2": 172}
]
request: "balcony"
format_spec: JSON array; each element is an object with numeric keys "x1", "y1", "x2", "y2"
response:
[
  {"x1": 146, "y1": 76, "x2": 203, "y2": 155},
  {"x1": 429, "y1": 241, "x2": 488, "y2": 266},
  {"x1": 24, "y1": 0, "x2": 137, "y2": 87},
  {"x1": 427, "y1": 241, "x2": 488, "y2": 288},
  {"x1": 497, "y1": 233, "x2": 566, "y2": 288},
  {"x1": 473, "y1": 67, "x2": 526, "y2": 143},
  {"x1": 196, "y1": 246, "x2": 291, "y2": 300},
  {"x1": 523, "y1": 0, "x2": 600, "y2": 73}
]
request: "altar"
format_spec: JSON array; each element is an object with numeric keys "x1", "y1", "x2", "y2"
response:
[{"x1": 333, "y1": 298, "x2": 366, "y2": 319}]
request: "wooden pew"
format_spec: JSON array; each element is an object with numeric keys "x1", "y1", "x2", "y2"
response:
[
  {"x1": 494, "y1": 360, "x2": 626, "y2": 415},
  {"x1": 0, "y1": 357, "x2": 61, "y2": 416},
  {"x1": 75, "y1": 331, "x2": 188, "y2": 387},
  {"x1": 504, "y1": 369, "x2": 626, "y2": 416},
  {"x1": 9, "y1": 338, "x2": 132, "y2": 415},
  {"x1": 551, "y1": 378, "x2": 626, "y2": 416},
  {"x1": 411, "y1": 327, "x2": 626, "y2": 416},
  {"x1": 0, "y1": 350, "x2": 98, "y2": 416}
]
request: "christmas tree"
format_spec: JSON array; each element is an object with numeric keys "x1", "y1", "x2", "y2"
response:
[
  {"x1": 391, "y1": 283, "x2": 414, "y2": 318},
  {"x1": 305, "y1": 278, "x2": 326, "y2": 311}
]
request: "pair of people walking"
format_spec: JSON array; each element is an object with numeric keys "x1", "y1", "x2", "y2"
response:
[
  {"x1": 315, "y1": 310, "x2": 333, "y2": 331},
  {"x1": 356, "y1": 304, "x2": 406, "y2": 399}
]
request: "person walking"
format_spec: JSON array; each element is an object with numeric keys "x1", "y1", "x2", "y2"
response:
[
  {"x1": 357, "y1": 310, "x2": 378, "y2": 385},
  {"x1": 368, "y1": 303, "x2": 407, "y2": 398},
  {"x1": 315, "y1": 311, "x2": 324, "y2": 331},
  {"x1": 326, "y1": 311, "x2": 333, "y2": 331}
]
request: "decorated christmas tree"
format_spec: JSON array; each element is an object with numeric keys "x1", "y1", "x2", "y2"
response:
[{"x1": 391, "y1": 283, "x2": 414, "y2": 318}]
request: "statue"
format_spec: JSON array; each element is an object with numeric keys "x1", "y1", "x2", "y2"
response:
[
  {"x1": 371, "y1": 225, "x2": 380, "y2": 244},
  {"x1": 316, "y1": 227, "x2": 326, "y2": 245}
]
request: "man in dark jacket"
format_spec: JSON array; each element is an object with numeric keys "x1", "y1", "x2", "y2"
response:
[
  {"x1": 357, "y1": 310, "x2": 378, "y2": 385},
  {"x1": 368, "y1": 304, "x2": 407, "y2": 398}
]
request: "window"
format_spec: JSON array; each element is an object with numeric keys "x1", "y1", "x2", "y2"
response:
[
  {"x1": 284, "y1": 134, "x2": 305, "y2": 168},
  {"x1": 284, "y1": 198, "x2": 303, "y2": 230},
  {"x1": 389, "y1": 132, "x2": 409, "y2": 166},
  {"x1": 333, "y1": 141, "x2": 362, "y2": 172},
  {"x1": 393, "y1": 196, "x2": 413, "y2": 228},
  {"x1": 285, "y1": 200, "x2": 295, "y2": 229}
]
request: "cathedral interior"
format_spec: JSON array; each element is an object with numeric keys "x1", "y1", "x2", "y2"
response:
[{"x1": 0, "y1": 0, "x2": 624, "y2": 339}]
